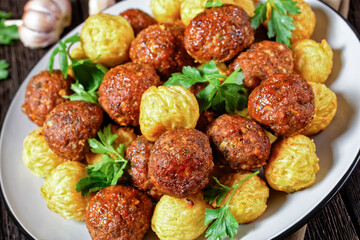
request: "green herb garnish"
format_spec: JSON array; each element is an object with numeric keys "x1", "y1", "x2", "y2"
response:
[
  {"x1": 0, "y1": 59, "x2": 9, "y2": 80},
  {"x1": 251, "y1": 0, "x2": 300, "y2": 47},
  {"x1": 75, "y1": 125, "x2": 128, "y2": 196},
  {"x1": 48, "y1": 33, "x2": 107, "y2": 105},
  {"x1": 204, "y1": 171, "x2": 260, "y2": 240},
  {"x1": 0, "y1": 11, "x2": 19, "y2": 45},
  {"x1": 164, "y1": 60, "x2": 247, "y2": 114},
  {"x1": 205, "y1": 0, "x2": 224, "y2": 8}
]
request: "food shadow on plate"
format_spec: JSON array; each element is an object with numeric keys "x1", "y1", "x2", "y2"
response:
[{"x1": 312, "y1": 93, "x2": 355, "y2": 183}]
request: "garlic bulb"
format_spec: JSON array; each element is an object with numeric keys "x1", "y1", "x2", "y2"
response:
[
  {"x1": 88, "y1": 0, "x2": 115, "y2": 15},
  {"x1": 18, "y1": 0, "x2": 72, "y2": 49}
]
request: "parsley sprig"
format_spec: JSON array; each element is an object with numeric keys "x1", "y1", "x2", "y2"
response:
[
  {"x1": 48, "y1": 33, "x2": 108, "y2": 105},
  {"x1": 164, "y1": 60, "x2": 247, "y2": 114},
  {"x1": 205, "y1": 0, "x2": 224, "y2": 8},
  {"x1": 0, "y1": 11, "x2": 19, "y2": 45},
  {"x1": 0, "y1": 60, "x2": 9, "y2": 80},
  {"x1": 75, "y1": 125, "x2": 128, "y2": 196},
  {"x1": 204, "y1": 171, "x2": 260, "y2": 240},
  {"x1": 251, "y1": 0, "x2": 300, "y2": 47}
]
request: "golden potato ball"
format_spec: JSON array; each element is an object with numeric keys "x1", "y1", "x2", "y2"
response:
[
  {"x1": 301, "y1": 82, "x2": 337, "y2": 136},
  {"x1": 40, "y1": 161, "x2": 92, "y2": 221},
  {"x1": 180, "y1": 0, "x2": 255, "y2": 26},
  {"x1": 139, "y1": 85, "x2": 199, "y2": 141},
  {"x1": 213, "y1": 172, "x2": 269, "y2": 224},
  {"x1": 290, "y1": 0, "x2": 316, "y2": 44},
  {"x1": 23, "y1": 127, "x2": 65, "y2": 178},
  {"x1": 151, "y1": 192, "x2": 211, "y2": 240},
  {"x1": 86, "y1": 126, "x2": 137, "y2": 165},
  {"x1": 80, "y1": 13, "x2": 134, "y2": 67},
  {"x1": 264, "y1": 134, "x2": 319, "y2": 193},
  {"x1": 292, "y1": 39, "x2": 333, "y2": 84},
  {"x1": 151, "y1": 0, "x2": 182, "y2": 23}
]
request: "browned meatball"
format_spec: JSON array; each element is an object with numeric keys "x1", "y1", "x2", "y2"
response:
[
  {"x1": 206, "y1": 114, "x2": 271, "y2": 170},
  {"x1": 129, "y1": 23, "x2": 194, "y2": 79},
  {"x1": 126, "y1": 135, "x2": 163, "y2": 200},
  {"x1": 149, "y1": 128, "x2": 213, "y2": 198},
  {"x1": 120, "y1": 8, "x2": 157, "y2": 35},
  {"x1": 22, "y1": 70, "x2": 74, "y2": 126},
  {"x1": 184, "y1": 4, "x2": 254, "y2": 63},
  {"x1": 43, "y1": 100, "x2": 103, "y2": 161},
  {"x1": 196, "y1": 110, "x2": 218, "y2": 132},
  {"x1": 248, "y1": 73, "x2": 315, "y2": 136},
  {"x1": 86, "y1": 185, "x2": 153, "y2": 240},
  {"x1": 229, "y1": 40, "x2": 294, "y2": 89},
  {"x1": 99, "y1": 62, "x2": 161, "y2": 126}
]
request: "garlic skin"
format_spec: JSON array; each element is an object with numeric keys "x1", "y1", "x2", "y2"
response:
[
  {"x1": 88, "y1": 0, "x2": 115, "y2": 15},
  {"x1": 19, "y1": 0, "x2": 72, "y2": 49}
]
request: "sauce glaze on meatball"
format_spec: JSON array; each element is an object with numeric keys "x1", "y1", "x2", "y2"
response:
[{"x1": 120, "y1": 8, "x2": 157, "y2": 35}]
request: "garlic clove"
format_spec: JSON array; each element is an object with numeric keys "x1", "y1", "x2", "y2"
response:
[
  {"x1": 52, "y1": 0, "x2": 72, "y2": 27},
  {"x1": 88, "y1": 0, "x2": 115, "y2": 15},
  {"x1": 22, "y1": 10, "x2": 58, "y2": 32},
  {"x1": 24, "y1": 0, "x2": 63, "y2": 20},
  {"x1": 18, "y1": 24, "x2": 61, "y2": 49}
]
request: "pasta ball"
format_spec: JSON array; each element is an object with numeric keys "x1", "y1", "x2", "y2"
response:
[
  {"x1": 80, "y1": 13, "x2": 134, "y2": 67},
  {"x1": 180, "y1": 0, "x2": 255, "y2": 26},
  {"x1": 290, "y1": 0, "x2": 316, "y2": 44},
  {"x1": 23, "y1": 127, "x2": 65, "y2": 177},
  {"x1": 264, "y1": 134, "x2": 320, "y2": 193},
  {"x1": 150, "y1": 0, "x2": 181, "y2": 23},
  {"x1": 139, "y1": 85, "x2": 199, "y2": 142},
  {"x1": 292, "y1": 39, "x2": 333, "y2": 84},
  {"x1": 301, "y1": 82, "x2": 337, "y2": 136},
  {"x1": 151, "y1": 192, "x2": 211, "y2": 240},
  {"x1": 40, "y1": 161, "x2": 91, "y2": 221},
  {"x1": 213, "y1": 172, "x2": 269, "y2": 224}
]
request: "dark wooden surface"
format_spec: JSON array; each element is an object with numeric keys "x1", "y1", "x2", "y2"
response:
[{"x1": 0, "y1": 0, "x2": 359, "y2": 239}]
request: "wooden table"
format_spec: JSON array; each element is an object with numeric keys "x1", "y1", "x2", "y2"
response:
[{"x1": 1, "y1": 0, "x2": 359, "y2": 239}]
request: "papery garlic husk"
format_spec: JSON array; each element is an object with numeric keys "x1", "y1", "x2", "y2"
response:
[{"x1": 88, "y1": 0, "x2": 115, "y2": 15}]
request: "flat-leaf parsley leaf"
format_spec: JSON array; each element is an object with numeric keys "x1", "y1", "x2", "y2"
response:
[{"x1": 0, "y1": 59, "x2": 9, "y2": 80}]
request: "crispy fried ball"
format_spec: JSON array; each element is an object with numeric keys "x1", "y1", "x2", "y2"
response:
[
  {"x1": 301, "y1": 82, "x2": 337, "y2": 136},
  {"x1": 207, "y1": 114, "x2": 271, "y2": 171},
  {"x1": 213, "y1": 172, "x2": 269, "y2": 224},
  {"x1": 23, "y1": 127, "x2": 65, "y2": 177},
  {"x1": 22, "y1": 70, "x2": 73, "y2": 126},
  {"x1": 86, "y1": 185, "x2": 153, "y2": 240},
  {"x1": 290, "y1": 0, "x2": 316, "y2": 44},
  {"x1": 150, "y1": 0, "x2": 181, "y2": 23},
  {"x1": 264, "y1": 134, "x2": 319, "y2": 193},
  {"x1": 99, "y1": 62, "x2": 161, "y2": 126},
  {"x1": 151, "y1": 192, "x2": 211, "y2": 240},
  {"x1": 120, "y1": 8, "x2": 157, "y2": 35},
  {"x1": 184, "y1": 4, "x2": 254, "y2": 63},
  {"x1": 149, "y1": 128, "x2": 213, "y2": 198},
  {"x1": 40, "y1": 161, "x2": 91, "y2": 221},
  {"x1": 180, "y1": 0, "x2": 255, "y2": 26},
  {"x1": 139, "y1": 85, "x2": 199, "y2": 142},
  {"x1": 126, "y1": 135, "x2": 163, "y2": 200},
  {"x1": 80, "y1": 13, "x2": 134, "y2": 67},
  {"x1": 86, "y1": 126, "x2": 137, "y2": 165},
  {"x1": 292, "y1": 39, "x2": 333, "y2": 84}
]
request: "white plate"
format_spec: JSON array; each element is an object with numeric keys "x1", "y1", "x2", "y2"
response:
[{"x1": 1, "y1": 0, "x2": 360, "y2": 239}]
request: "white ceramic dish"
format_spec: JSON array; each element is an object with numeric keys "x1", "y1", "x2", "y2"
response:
[{"x1": 1, "y1": 0, "x2": 360, "y2": 239}]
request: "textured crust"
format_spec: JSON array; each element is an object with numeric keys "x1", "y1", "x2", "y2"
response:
[
  {"x1": 99, "y1": 62, "x2": 161, "y2": 126},
  {"x1": 149, "y1": 128, "x2": 213, "y2": 198},
  {"x1": 184, "y1": 4, "x2": 254, "y2": 63},
  {"x1": 43, "y1": 101, "x2": 103, "y2": 161},
  {"x1": 248, "y1": 73, "x2": 315, "y2": 137},
  {"x1": 120, "y1": 8, "x2": 157, "y2": 35},
  {"x1": 86, "y1": 185, "x2": 153, "y2": 240}
]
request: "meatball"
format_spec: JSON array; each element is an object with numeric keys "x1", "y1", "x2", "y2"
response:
[
  {"x1": 120, "y1": 8, "x2": 157, "y2": 35},
  {"x1": 99, "y1": 62, "x2": 161, "y2": 126},
  {"x1": 184, "y1": 4, "x2": 254, "y2": 63},
  {"x1": 22, "y1": 70, "x2": 73, "y2": 126},
  {"x1": 229, "y1": 40, "x2": 294, "y2": 89},
  {"x1": 207, "y1": 114, "x2": 271, "y2": 170},
  {"x1": 248, "y1": 73, "x2": 315, "y2": 137},
  {"x1": 129, "y1": 23, "x2": 193, "y2": 80},
  {"x1": 43, "y1": 100, "x2": 103, "y2": 161},
  {"x1": 196, "y1": 110, "x2": 218, "y2": 132},
  {"x1": 86, "y1": 185, "x2": 153, "y2": 240},
  {"x1": 149, "y1": 128, "x2": 213, "y2": 198},
  {"x1": 126, "y1": 135, "x2": 163, "y2": 200}
]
